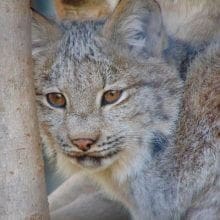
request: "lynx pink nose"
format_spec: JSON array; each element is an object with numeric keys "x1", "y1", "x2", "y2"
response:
[{"x1": 72, "y1": 138, "x2": 95, "y2": 151}]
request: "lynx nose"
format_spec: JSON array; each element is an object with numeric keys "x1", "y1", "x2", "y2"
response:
[{"x1": 72, "y1": 138, "x2": 95, "y2": 151}]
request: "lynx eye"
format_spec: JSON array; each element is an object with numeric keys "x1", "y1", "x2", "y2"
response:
[
  {"x1": 46, "y1": 93, "x2": 66, "y2": 108},
  {"x1": 101, "y1": 90, "x2": 122, "y2": 106}
]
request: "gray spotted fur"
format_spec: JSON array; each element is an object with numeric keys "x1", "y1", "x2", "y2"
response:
[{"x1": 32, "y1": 0, "x2": 220, "y2": 219}]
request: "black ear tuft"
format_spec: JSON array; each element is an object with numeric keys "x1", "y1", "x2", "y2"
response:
[{"x1": 163, "y1": 38, "x2": 203, "y2": 80}]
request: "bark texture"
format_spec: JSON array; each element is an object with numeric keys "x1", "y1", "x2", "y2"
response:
[{"x1": 0, "y1": 1, "x2": 49, "y2": 219}]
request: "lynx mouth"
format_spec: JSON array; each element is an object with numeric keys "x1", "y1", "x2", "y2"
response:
[
  {"x1": 66, "y1": 149, "x2": 122, "y2": 168},
  {"x1": 67, "y1": 149, "x2": 121, "y2": 159}
]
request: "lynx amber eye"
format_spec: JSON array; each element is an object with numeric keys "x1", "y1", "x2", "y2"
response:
[
  {"x1": 46, "y1": 93, "x2": 66, "y2": 108},
  {"x1": 102, "y1": 90, "x2": 122, "y2": 106}
]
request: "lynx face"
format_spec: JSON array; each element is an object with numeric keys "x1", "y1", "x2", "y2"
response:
[{"x1": 33, "y1": 0, "x2": 182, "y2": 175}]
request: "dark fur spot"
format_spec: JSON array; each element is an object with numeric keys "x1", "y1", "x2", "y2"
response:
[
  {"x1": 133, "y1": 32, "x2": 145, "y2": 40},
  {"x1": 217, "y1": 103, "x2": 220, "y2": 111},
  {"x1": 151, "y1": 132, "x2": 168, "y2": 156},
  {"x1": 163, "y1": 37, "x2": 200, "y2": 80}
]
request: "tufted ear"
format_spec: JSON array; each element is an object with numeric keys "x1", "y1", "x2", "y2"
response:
[
  {"x1": 32, "y1": 10, "x2": 61, "y2": 58},
  {"x1": 102, "y1": 0, "x2": 167, "y2": 59}
]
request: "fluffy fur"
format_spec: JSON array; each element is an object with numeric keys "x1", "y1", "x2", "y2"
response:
[
  {"x1": 32, "y1": 0, "x2": 220, "y2": 219},
  {"x1": 156, "y1": 0, "x2": 220, "y2": 47},
  {"x1": 173, "y1": 41, "x2": 220, "y2": 219}
]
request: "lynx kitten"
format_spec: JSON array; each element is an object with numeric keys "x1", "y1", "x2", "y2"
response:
[{"x1": 32, "y1": 0, "x2": 219, "y2": 219}]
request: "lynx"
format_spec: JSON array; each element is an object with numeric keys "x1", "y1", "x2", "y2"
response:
[
  {"x1": 32, "y1": 0, "x2": 220, "y2": 219},
  {"x1": 48, "y1": 41, "x2": 220, "y2": 220}
]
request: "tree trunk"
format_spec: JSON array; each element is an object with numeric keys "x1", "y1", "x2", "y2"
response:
[{"x1": 0, "y1": 1, "x2": 49, "y2": 219}]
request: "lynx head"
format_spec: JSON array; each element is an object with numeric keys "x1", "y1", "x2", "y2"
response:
[{"x1": 32, "y1": 0, "x2": 182, "y2": 180}]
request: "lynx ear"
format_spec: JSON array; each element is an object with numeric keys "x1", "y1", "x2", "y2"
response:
[
  {"x1": 32, "y1": 10, "x2": 61, "y2": 57},
  {"x1": 103, "y1": 0, "x2": 167, "y2": 58}
]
